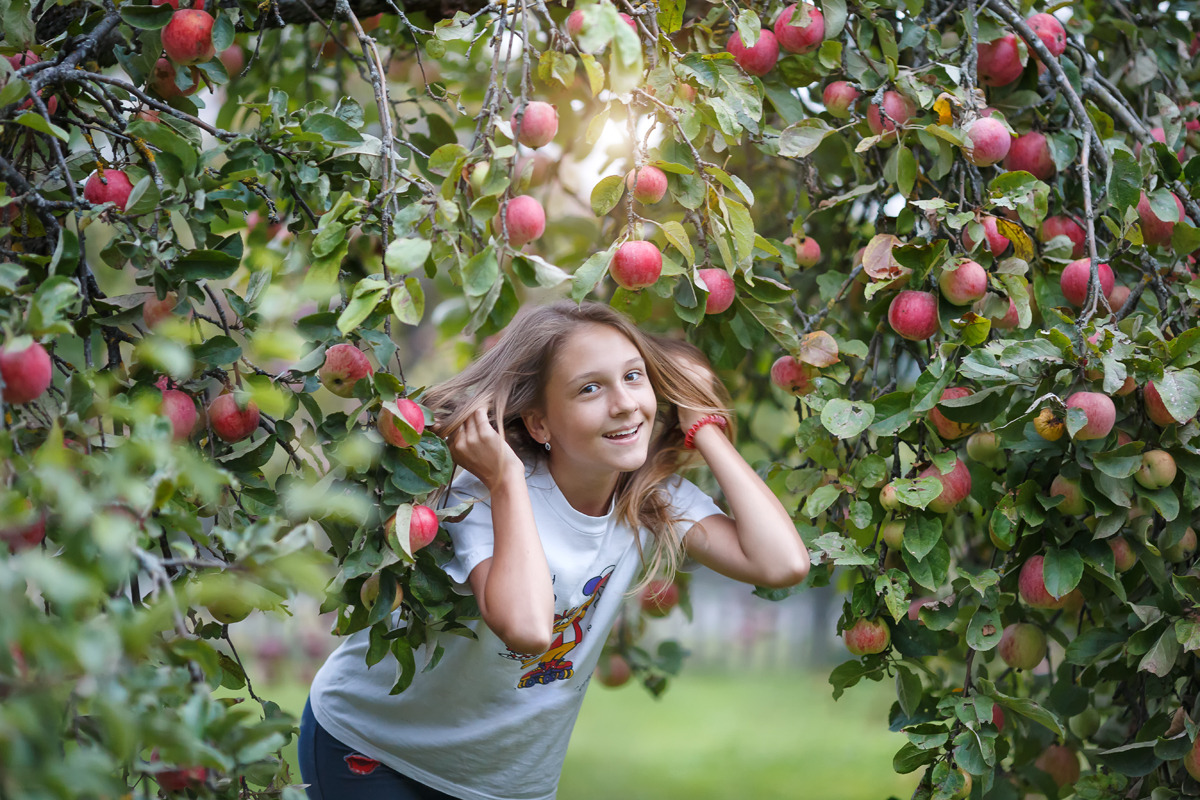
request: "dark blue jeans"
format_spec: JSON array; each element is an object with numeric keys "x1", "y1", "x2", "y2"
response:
[{"x1": 298, "y1": 697, "x2": 457, "y2": 800}]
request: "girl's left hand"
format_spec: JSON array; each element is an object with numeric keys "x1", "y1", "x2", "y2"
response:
[{"x1": 674, "y1": 359, "x2": 722, "y2": 434}]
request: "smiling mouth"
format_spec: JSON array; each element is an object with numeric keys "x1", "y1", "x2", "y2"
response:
[{"x1": 602, "y1": 423, "x2": 642, "y2": 442}]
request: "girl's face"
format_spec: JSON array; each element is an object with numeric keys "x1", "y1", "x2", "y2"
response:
[{"x1": 525, "y1": 323, "x2": 658, "y2": 483}]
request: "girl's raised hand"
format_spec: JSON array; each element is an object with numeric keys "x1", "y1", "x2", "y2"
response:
[{"x1": 447, "y1": 407, "x2": 524, "y2": 490}]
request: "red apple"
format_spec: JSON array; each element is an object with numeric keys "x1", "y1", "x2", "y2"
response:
[
  {"x1": 84, "y1": 170, "x2": 134, "y2": 212},
  {"x1": 1065, "y1": 391, "x2": 1115, "y2": 440},
  {"x1": 6, "y1": 51, "x2": 58, "y2": 114},
  {"x1": 162, "y1": 9, "x2": 216, "y2": 66},
  {"x1": 1134, "y1": 127, "x2": 1184, "y2": 161},
  {"x1": 1108, "y1": 536, "x2": 1137, "y2": 572},
  {"x1": 1144, "y1": 381, "x2": 1184, "y2": 426},
  {"x1": 0, "y1": 341, "x2": 52, "y2": 404},
  {"x1": 1107, "y1": 284, "x2": 1131, "y2": 312},
  {"x1": 866, "y1": 91, "x2": 915, "y2": 139},
  {"x1": 151, "y1": 0, "x2": 204, "y2": 9},
  {"x1": 823, "y1": 81, "x2": 860, "y2": 118},
  {"x1": 1039, "y1": 215, "x2": 1085, "y2": 258},
  {"x1": 977, "y1": 34, "x2": 1024, "y2": 86},
  {"x1": 595, "y1": 653, "x2": 633, "y2": 687},
  {"x1": 1050, "y1": 474, "x2": 1085, "y2": 515},
  {"x1": 1035, "y1": 744, "x2": 1080, "y2": 788},
  {"x1": 698, "y1": 268, "x2": 735, "y2": 314},
  {"x1": 1026, "y1": 13, "x2": 1066, "y2": 57},
  {"x1": 843, "y1": 617, "x2": 890, "y2": 656},
  {"x1": 409, "y1": 504, "x2": 439, "y2": 551},
  {"x1": 997, "y1": 622, "x2": 1047, "y2": 670},
  {"x1": 1137, "y1": 191, "x2": 1185, "y2": 248},
  {"x1": 640, "y1": 578, "x2": 680, "y2": 617},
  {"x1": 962, "y1": 117, "x2": 1012, "y2": 167},
  {"x1": 726, "y1": 29, "x2": 779, "y2": 77},
  {"x1": 148, "y1": 57, "x2": 199, "y2": 99},
  {"x1": 511, "y1": 101, "x2": 558, "y2": 149},
  {"x1": 207, "y1": 393, "x2": 260, "y2": 442},
  {"x1": 142, "y1": 291, "x2": 191, "y2": 329},
  {"x1": 625, "y1": 165, "x2": 668, "y2": 204},
  {"x1": 939, "y1": 259, "x2": 988, "y2": 305},
  {"x1": 770, "y1": 355, "x2": 816, "y2": 396},
  {"x1": 566, "y1": 9, "x2": 585, "y2": 36},
  {"x1": 379, "y1": 397, "x2": 426, "y2": 446},
  {"x1": 773, "y1": 3, "x2": 825, "y2": 54},
  {"x1": 162, "y1": 387, "x2": 198, "y2": 441},
  {"x1": 962, "y1": 216, "x2": 1011, "y2": 256},
  {"x1": 150, "y1": 750, "x2": 207, "y2": 791},
  {"x1": 1183, "y1": 736, "x2": 1200, "y2": 781},
  {"x1": 496, "y1": 195, "x2": 545, "y2": 247},
  {"x1": 790, "y1": 235, "x2": 821, "y2": 267},
  {"x1": 0, "y1": 500, "x2": 46, "y2": 553},
  {"x1": 319, "y1": 343, "x2": 374, "y2": 398},
  {"x1": 929, "y1": 387, "x2": 976, "y2": 440},
  {"x1": 1003, "y1": 131, "x2": 1055, "y2": 180},
  {"x1": 1019, "y1": 554, "x2": 1068, "y2": 609},
  {"x1": 218, "y1": 43, "x2": 244, "y2": 74},
  {"x1": 887, "y1": 290, "x2": 939, "y2": 341},
  {"x1": 918, "y1": 458, "x2": 972, "y2": 513},
  {"x1": 1060, "y1": 259, "x2": 1114, "y2": 307},
  {"x1": 610, "y1": 241, "x2": 662, "y2": 290}
]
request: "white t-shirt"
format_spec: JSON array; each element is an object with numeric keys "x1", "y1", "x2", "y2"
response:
[{"x1": 309, "y1": 461, "x2": 722, "y2": 800}]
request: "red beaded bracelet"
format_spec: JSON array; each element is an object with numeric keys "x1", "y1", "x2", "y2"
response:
[{"x1": 684, "y1": 414, "x2": 728, "y2": 449}]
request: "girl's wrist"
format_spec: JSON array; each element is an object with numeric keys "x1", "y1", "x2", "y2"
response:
[{"x1": 683, "y1": 414, "x2": 728, "y2": 449}]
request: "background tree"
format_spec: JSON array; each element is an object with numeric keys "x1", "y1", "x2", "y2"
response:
[{"x1": 2, "y1": 0, "x2": 1200, "y2": 796}]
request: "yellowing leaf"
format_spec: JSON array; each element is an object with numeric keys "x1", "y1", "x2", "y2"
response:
[{"x1": 799, "y1": 331, "x2": 840, "y2": 367}]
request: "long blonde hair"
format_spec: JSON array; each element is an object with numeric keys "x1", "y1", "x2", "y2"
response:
[{"x1": 422, "y1": 301, "x2": 733, "y2": 588}]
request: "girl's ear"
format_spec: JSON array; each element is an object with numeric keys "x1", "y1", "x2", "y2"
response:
[{"x1": 522, "y1": 409, "x2": 549, "y2": 445}]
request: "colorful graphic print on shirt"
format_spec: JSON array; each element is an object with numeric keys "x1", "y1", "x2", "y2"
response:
[{"x1": 502, "y1": 566, "x2": 614, "y2": 688}]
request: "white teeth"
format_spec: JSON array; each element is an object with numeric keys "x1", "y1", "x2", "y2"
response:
[{"x1": 604, "y1": 425, "x2": 639, "y2": 438}]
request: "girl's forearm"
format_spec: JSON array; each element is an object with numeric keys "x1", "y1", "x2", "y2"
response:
[
  {"x1": 480, "y1": 466, "x2": 556, "y2": 654},
  {"x1": 691, "y1": 424, "x2": 810, "y2": 585}
]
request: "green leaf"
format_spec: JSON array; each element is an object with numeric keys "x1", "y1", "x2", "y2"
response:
[
  {"x1": 119, "y1": 3, "x2": 173, "y2": 29},
  {"x1": 174, "y1": 249, "x2": 241, "y2": 281},
  {"x1": 390, "y1": 277, "x2": 425, "y2": 326},
  {"x1": 384, "y1": 238, "x2": 432, "y2": 276},
  {"x1": 1042, "y1": 547, "x2": 1084, "y2": 598},
  {"x1": 1139, "y1": 626, "x2": 1180, "y2": 676},
  {"x1": 660, "y1": 221, "x2": 694, "y2": 265},
  {"x1": 820, "y1": 399, "x2": 875, "y2": 438},
  {"x1": 1107, "y1": 150, "x2": 1142, "y2": 212},
  {"x1": 14, "y1": 111, "x2": 70, "y2": 143},
  {"x1": 571, "y1": 244, "x2": 618, "y2": 302},
  {"x1": 902, "y1": 515, "x2": 942, "y2": 560},
  {"x1": 337, "y1": 280, "x2": 387, "y2": 334},
  {"x1": 779, "y1": 120, "x2": 832, "y2": 158},
  {"x1": 591, "y1": 174, "x2": 626, "y2": 216},
  {"x1": 892, "y1": 478, "x2": 942, "y2": 509},
  {"x1": 966, "y1": 607, "x2": 1003, "y2": 652},
  {"x1": 301, "y1": 113, "x2": 364, "y2": 145},
  {"x1": 804, "y1": 484, "x2": 842, "y2": 518},
  {"x1": 1154, "y1": 369, "x2": 1200, "y2": 423}
]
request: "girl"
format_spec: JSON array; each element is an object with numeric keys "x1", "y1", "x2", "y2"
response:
[{"x1": 299, "y1": 300, "x2": 809, "y2": 800}]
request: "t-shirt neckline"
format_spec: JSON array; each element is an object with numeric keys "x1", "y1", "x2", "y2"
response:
[{"x1": 530, "y1": 461, "x2": 614, "y2": 535}]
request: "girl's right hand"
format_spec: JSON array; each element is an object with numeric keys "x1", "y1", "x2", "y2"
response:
[{"x1": 447, "y1": 407, "x2": 524, "y2": 490}]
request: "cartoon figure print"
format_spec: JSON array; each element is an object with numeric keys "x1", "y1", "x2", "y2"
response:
[{"x1": 504, "y1": 566, "x2": 614, "y2": 688}]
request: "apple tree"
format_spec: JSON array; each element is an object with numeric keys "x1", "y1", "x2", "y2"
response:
[{"x1": 2, "y1": 0, "x2": 1200, "y2": 796}]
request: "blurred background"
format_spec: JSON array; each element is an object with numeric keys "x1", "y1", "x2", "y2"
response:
[{"x1": 226, "y1": 572, "x2": 921, "y2": 799}]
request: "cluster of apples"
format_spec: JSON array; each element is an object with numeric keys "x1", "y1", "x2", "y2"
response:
[
  {"x1": 725, "y1": 2, "x2": 827, "y2": 78},
  {"x1": 149, "y1": 0, "x2": 216, "y2": 99}
]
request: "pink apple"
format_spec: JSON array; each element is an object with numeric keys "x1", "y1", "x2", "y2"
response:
[
  {"x1": 887, "y1": 290, "x2": 939, "y2": 341},
  {"x1": 219, "y1": 43, "x2": 244, "y2": 74},
  {"x1": 939, "y1": 259, "x2": 988, "y2": 305},
  {"x1": 1108, "y1": 284, "x2": 1131, "y2": 311},
  {"x1": 496, "y1": 195, "x2": 545, "y2": 247},
  {"x1": 977, "y1": 34, "x2": 1024, "y2": 86},
  {"x1": 207, "y1": 393, "x2": 260, "y2": 442},
  {"x1": 0, "y1": 500, "x2": 46, "y2": 553},
  {"x1": 918, "y1": 457, "x2": 972, "y2": 513},
  {"x1": 151, "y1": 750, "x2": 207, "y2": 792},
  {"x1": 1050, "y1": 474, "x2": 1086, "y2": 515},
  {"x1": 162, "y1": 9, "x2": 216, "y2": 66},
  {"x1": 698, "y1": 268, "x2": 735, "y2": 314},
  {"x1": 843, "y1": 617, "x2": 890, "y2": 656},
  {"x1": 962, "y1": 117, "x2": 1012, "y2": 167},
  {"x1": 1026, "y1": 13, "x2": 1066, "y2": 57},
  {"x1": 142, "y1": 291, "x2": 190, "y2": 329},
  {"x1": 791, "y1": 235, "x2": 821, "y2": 267},
  {"x1": 566, "y1": 9, "x2": 585, "y2": 36},
  {"x1": 151, "y1": 0, "x2": 205, "y2": 9},
  {"x1": 822, "y1": 81, "x2": 860, "y2": 118},
  {"x1": 6, "y1": 51, "x2": 58, "y2": 114},
  {"x1": 625, "y1": 165, "x2": 668, "y2": 204},
  {"x1": 1184, "y1": 735, "x2": 1200, "y2": 782},
  {"x1": 380, "y1": 398, "x2": 426, "y2": 446},
  {"x1": 0, "y1": 341, "x2": 52, "y2": 404},
  {"x1": 407, "y1": 504, "x2": 439, "y2": 551},
  {"x1": 997, "y1": 622, "x2": 1047, "y2": 670},
  {"x1": 988, "y1": 297, "x2": 1021, "y2": 330},
  {"x1": 1137, "y1": 191, "x2": 1184, "y2": 248},
  {"x1": 84, "y1": 170, "x2": 134, "y2": 212},
  {"x1": 773, "y1": 3, "x2": 825, "y2": 54},
  {"x1": 610, "y1": 241, "x2": 663, "y2": 290},
  {"x1": 1065, "y1": 391, "x2": 1115, "y2": 440},
  {"x1": 1004, "y1": 131, "x2": 1055, "y2": 180},
  {"x1": 929, "y1": 387, "x2": 975, "y2": 440},
  {"x1": 595, "y1": 653, "x2": 633, "y2": 687},
  {"x1": 770, "y1": 355, "x2": 816, "y2": 396},
  {"x1": 1039, "y1": 215, "x2": 1085, "y2": 258},
  {"x1": 866, "y1": 91, "x2": 915, "y2": 138},
  {"x1": 511, "y1": 101, "x2": 558, "y2": 149},
  {"x1": 962, "y1": 216, "x2": 1011, "y2": 256},
  {"x1": 1019, "y1": 554, "x2": 1068, "y2": 609},
  {"x1": 1108, "y1": 536, "x2": 1137, "y2": 572},
  {"x1": 1134, "y1": 127, "x2": 1184, "y2": 161},
  {"x1": 1035, "y1": 745, "x2": 1080, "y2": 788},
  {"x1": 149, "y1": 57, "x2": 200, "y2": 98},
  {"x1": 726, "y1": 29, "x2": 779, "y2": 77},
  {"x1": 162, "y1": 387, "x2": 198, "y2": 441},
  {"x1": 1060, "y1": 259, "x2": 1114, "y2": 307},
  {"x1": 1144, "y1": 381, "x2": 1186, "y2": 426},
  {"x1": 319, "y1": 343, "x2": 374, "y2": 398}
]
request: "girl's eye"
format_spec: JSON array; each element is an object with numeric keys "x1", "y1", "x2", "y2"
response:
[
  {"x1": 625, "y1": 370, "x2": 643, "y2": 381},
  {"x1": 580, "y1": 383, "x2": 599, "y2": 395}
]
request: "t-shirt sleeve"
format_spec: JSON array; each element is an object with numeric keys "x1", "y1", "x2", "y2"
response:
[
  {"x1": 665, "y1": 474, "x2": 724, "y2": 534},
  {"x1": 440, "y1": 470, "x2": 496, "y2": 591}
]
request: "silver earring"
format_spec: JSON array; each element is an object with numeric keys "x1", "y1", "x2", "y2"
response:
[{"x1": 544, "y1": 441, "x2": 551, "y2": 452}]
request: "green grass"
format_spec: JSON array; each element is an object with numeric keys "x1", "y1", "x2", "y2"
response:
[{"x1": 245, "y1": 671, "x2": 917, "y2": 800}]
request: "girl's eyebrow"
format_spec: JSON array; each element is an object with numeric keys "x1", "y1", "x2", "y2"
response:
[{"x1": 568, "y1": 356, "x2": 645, "y2": 384}]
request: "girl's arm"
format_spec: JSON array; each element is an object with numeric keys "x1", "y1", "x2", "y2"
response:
[
  {"x1": 450, "y1": 408, "x2": 555, "y2": 655},
  {"x1": 677, "y1": 368, "x2": 810, "y2": 589}
]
